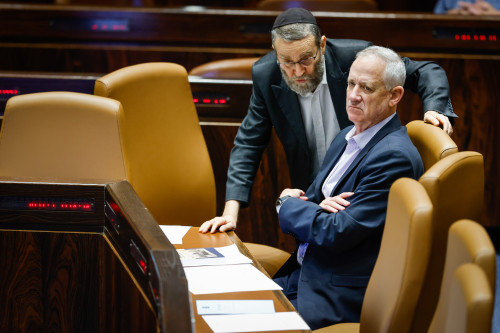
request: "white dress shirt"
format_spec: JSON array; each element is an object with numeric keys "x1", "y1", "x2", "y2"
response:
[{"x1": 298, "y1": 69, "x2": 340, "y2": 176}]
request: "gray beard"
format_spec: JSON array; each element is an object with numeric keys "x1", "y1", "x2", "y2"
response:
[{"x1": 281, "y1": 55, "x2": 325, "y2": 97}]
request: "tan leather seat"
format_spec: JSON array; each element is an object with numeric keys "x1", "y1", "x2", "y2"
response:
[
  {"x1": 244, "y1": 242, "x2": 291, "y2": 277},
  {"x1": 95, "y1": 62, "x2": 290, "y2": 274},
  {"x1": 434, "y1": 263, "x2": 493, "y2": 333},
  {"x1": 257, "y1": 0, "x2": 378, "y2": 11},
  {"x1": 189, "y1": 58, "x2": 259, "y2": 80},
  {"x1": 95, "y1": 62, "x2": 216, "y2": 226},
  {"x1": 314, "y1": 177, "x2": 433, "y2": 333},
  {"x1": 410, "y1": 151, "x2": 484, "y2": 333},
  {"x1": 406, "y1": 120, "x2": 458, "y2": 171},
  {"x1": 428, "y1": 219, "x2": 496, "y2": 333},
  {"x1": 0, "y1": 91, "x2": 126, "y2": 182}
]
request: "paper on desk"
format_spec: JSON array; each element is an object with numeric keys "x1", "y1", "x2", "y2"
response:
[
  {"x1": 180, "y1": 244, "x2": 253, "y2": 267},
  {"x1": 196, "y1": 300, "x2": 275, "y2": 315},
  {"x1": 202, "y1": 312, "x2": 310, "y2": 332},
  {"x1": 160, "y1": 225, "x2": 191, "y2": 244},
  {"x1": 184, "y1": 264, "x2": 282, "y2": 294}
]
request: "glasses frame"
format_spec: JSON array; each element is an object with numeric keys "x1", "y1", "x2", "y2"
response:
[{"x1": 276, "y1": 47, "x2": 320, "y2": 69}]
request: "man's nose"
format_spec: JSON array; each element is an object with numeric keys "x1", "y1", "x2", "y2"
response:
[
  {"x1": 294, "y1": 63, "x2": 306, "y2": 77},
  {"x1": 348, "y1": 86, "x2": 362, "y2": 101}
]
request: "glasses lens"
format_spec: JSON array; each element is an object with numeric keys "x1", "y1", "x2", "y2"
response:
[{"x1": 300, "y1": 57, "x2": 314, "y2": 67}]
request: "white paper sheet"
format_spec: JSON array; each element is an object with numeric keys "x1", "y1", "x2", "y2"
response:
[
  {"x1": 179, "y1": 244, "x2": 253, "y2": 267},
  {"x1": 160, "y1": 225, "x2": 191, "y2": 244},
  {"x1": 196, "y1": 300, "x2": 275, "y2": 315},
  {"x1": 183, "y1": 264, "x2": 282, "y2": 294},
  {"x1": 202, "y1": 312, "x2": 310, "y2": 332}
]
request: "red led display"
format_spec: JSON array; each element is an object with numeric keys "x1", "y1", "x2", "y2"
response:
[
  {"x1": 0, "y1": 196, "x2": 95, "y2": 212},
  {"x1": 434, "y1": 27, "x2": 499, "y2": 42},
  {"x1": 91, "y1": 23, "x2": 128, "y2": 31},
  {"x1": 455, "y1": 34, "x2": 497, "y2": 41},
  {"x1": 193, "y1": 98, "x2": 229, "y2": 105},
  {"x1": 0, "y1": 89, "x2": 20, "y2": 96},
  {"x1": 27, "y1": 200, "x2": 93, "y2": 211}
]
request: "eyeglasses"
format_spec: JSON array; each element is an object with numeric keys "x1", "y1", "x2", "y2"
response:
[{"x1": 277, "y1": 48, "x2": 319, "y2": 69}]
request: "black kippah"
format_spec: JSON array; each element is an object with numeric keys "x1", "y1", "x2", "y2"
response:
[{"x1": 272, "y1": 8, "x2": 318, "y2": 29}]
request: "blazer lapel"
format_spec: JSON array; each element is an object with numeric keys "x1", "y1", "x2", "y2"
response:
[{"x1": 272, "y1": 82, "x2": 309, "y2": 152}]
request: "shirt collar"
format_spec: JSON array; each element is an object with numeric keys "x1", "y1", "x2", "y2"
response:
[{"x1": 345, "y1": 112, "x2": 396, "y2": 150}]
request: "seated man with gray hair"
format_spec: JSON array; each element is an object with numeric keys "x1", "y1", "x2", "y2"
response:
[{"x1": 273, "y1": 45, "x2": 424, "y2": 330}]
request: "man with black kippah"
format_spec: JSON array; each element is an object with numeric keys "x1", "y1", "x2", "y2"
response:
[{"x1": 199, "y1": 8, "x2": 456, "y2": 233}]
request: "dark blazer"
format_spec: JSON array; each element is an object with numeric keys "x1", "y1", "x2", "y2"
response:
[
  {"x1": 225, "y1": 38, "x2": 455, "y2": 206},
  {"x1": 275, "y1": 113, "x2": 424, "y2": 330}
]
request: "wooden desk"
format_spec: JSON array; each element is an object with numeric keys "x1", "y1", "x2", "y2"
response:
[
  {"x1": 0, "y1": 179, "x2": 192, "y2": 333},
  {"x1": 176, "y1": 227, "x2": 310, "y2": 333}
]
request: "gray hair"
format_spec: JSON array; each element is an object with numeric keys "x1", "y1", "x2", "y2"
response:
[
  {"x1": 356, "y1": 46, "x2": 406, "y2": 90},
  {"x1": 271, "y1": 23, "x2": 322, "y2": 47}
]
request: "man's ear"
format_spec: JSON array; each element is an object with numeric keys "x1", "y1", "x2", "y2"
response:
[
  {"x1": 389, "y1": 86, "x2": 404, "y2": 107},
  {"x1": 320, "y1": 35, "x2": 327, "y2": 53}
]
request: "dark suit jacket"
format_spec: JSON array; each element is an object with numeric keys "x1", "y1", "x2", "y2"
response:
[
  {"x1": 275, "y1": 113, "x2": 424, "y2": 330},
  {"x1": 225, "y1": 38, "x2": 455, "y2": 206}
]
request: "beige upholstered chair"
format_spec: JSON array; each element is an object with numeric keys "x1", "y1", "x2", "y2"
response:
[
  {"x1": 0, "y1": 91, "x2": 126, "y2": 182},
  {"x1": 314, "y1": 177, "x2": 433, "y2": 333},
  {"x1": 410, "y1": 151, "x2": 485, "y2": 333},
  {"x1": 95, "y1": 62, "x2": 291, "y2": 275},
  {"x1": 428, "y1": 219, "x2": 496, "y2": 333},
  {"x1": 244, "y1": 242, "x2": 291, "y2": 277},
  {"x1": 406, "y1": 120, "x2": 458, "y2": 171},
  {"x1": 189, "y1": 58, "x2": 259, "y2": 80},
  {"x1": 257, "y1": 0, "x2": 377, "y2": 11},
  {"x1": 432, "y1": 263, "x2": 493, "y2": 333},
  {"x1": 95, "y1": 62, "x2": 216, "y2": 226}
]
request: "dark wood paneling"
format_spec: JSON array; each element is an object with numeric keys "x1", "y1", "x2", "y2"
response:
[
  {"x1": 0, "y1": 230, "x2": 157, "y2": 332},
  {"x1": 0, "y1": 6, "x2": 499, "y2": 75}
]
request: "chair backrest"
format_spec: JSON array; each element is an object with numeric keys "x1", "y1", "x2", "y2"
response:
[
  {"x1": 410, "y1": 151, "x2": 485, "y2": 333},
  {"x1": 359, "y1": 178, "x2": 433, "y2": 333},
  {"x1": 406, "y1": 120, "x2": 458, "y2": 171},
  {"x1": 0, "y1": 91, "x2": 126, "y2": 182},
  {"x1": 94, "y1": 62, "x2": 216, "y2": 226},
  {"x1": 430, "y1": 263, "x2": 493, "y2": 333},
  {"x1": 428, "y1": 219, "x2": 496, "y2": 333},
  {"x1": 189, "y1": 57, "x2": 259, "y2": 80},
  {"x1": 257, "y1": 0, "x2": 378, "y2": 11}
]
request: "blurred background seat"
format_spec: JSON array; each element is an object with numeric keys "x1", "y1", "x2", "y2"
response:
[
  {"x1": 0, "y1": 91, "x2": 126, "y2": 182},
  {"x1": 189, "y1": 57, "x2": 259, "y2": 80}
]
